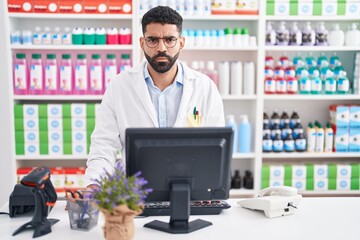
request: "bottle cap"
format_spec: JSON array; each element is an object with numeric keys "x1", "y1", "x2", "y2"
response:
[
  {"x1": 32, "y1": 53, "x2": 41, "y2": 59},
  {"x1": 106, "y1": 54, "x2": 116, "y2": 59},
  {"x1": 46, "y1": 54, "x2": 56, "y2": 59},
  {"x1": 224, "y1": 28, "x2": 232, "y2": 35},
  {"x1": 240, "y1": 28, "x2": 249, "y2": 35},
  {"x1": 16, "y1": 53, "x2": 26, "y2": 59},
  {"x1": 240, "y1": 115, "x2": 249, "y2": 123},
  {"x1": 62, "y1": 54, "x2": 71, "y2": 59},
  {"x1": 233, "y1": 28, "x2": 241, "y2": 35},
  {"x1": 77, "y1": 54, "x2": 86, "y2": 59},
  {"x1": 121, "y1": 54, "x2": 130, "y2": 59},
  {"x1": 207, "y1": 61, "x2": 215, "y2": 71},
  {"x1": 91, "y1": 54, "x2": 101, "y2": 59}
]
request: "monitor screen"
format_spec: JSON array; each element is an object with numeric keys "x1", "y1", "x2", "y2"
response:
[{"x1": 125, "y1": 127, "x2": 233, "y2": 234}]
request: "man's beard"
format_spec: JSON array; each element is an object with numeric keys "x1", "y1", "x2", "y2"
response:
[{"x1": 144, "y1": 51, "x2": 180, "y2": 73}]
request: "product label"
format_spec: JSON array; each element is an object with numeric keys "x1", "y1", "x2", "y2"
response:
[
  {"x1": 287, "y1": 79, "x2": 298, "y2": 93},
  {"x1": 105, "y1": 65, "x2": 117, "y2": 88},
  {"x1": 60, "y1": 66, "x2": 72, "y2": 91},
  {"x1": 311, "y1": 79, "x2": 322, "y2": 92},
  {"x1": 30, "y1": 65, "x2": 43, "y2": 90},
  {"x1": 338, "y1": 79, "x2": 349, "y2": 92},
  {"x1": 62, "y1": 33, "x2": 72, "y2": 44},
  {"x1": 52, "y1": 33, "x2": 62, "y2": 44},
  {"x1": 264, "y1": 79, "x2": 276, "y2": 93},
  {"x1": 45, "y1": 65, "x2": 57, "y2": 90},
  {"x1": 33, "y1": 33, "x2": 42, "y2": 44},
  {"x1": 14, "y1": 64, "x2": 27, "y2": 90},
  {"x1": 262, "y1": 139, "x2": 272, "y2": 152},
  {"x1": 75, "y1": 65, "x2": 88, "y2": 90},
  {"x1": 90, "y1": 65, "x2": 103, "y2": 91},
  {"x1": 276, "y1": 79, "x2": 287, "y2": 93},
  {"x1": 299, "y1": 79, "x2": 311, "y2": 92},
  {"x1": 295, "y1": 139, "x2": 306, "y2": 151},
  {"x1": 284, "y1": 139, "x2": 295, "y2": 152},
  {"x1": 273, "y1": 140, "x2": 283, "y2": 152},
  {"x1": 325, "y1": 79, "x2": 336, "y2": 93}
]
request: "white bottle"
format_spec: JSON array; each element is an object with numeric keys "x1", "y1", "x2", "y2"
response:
[
  {"x1": 307, "y1": 123, "x2": 316, "y2": 152},
  {"x1": 52, "y1": 27, "x2": 62, "y2": 45},
  {"x1": 33, "y1": 27, "x2": 42, "y2": 45},
  {"x1": 328, "y1": 24, "x2": 344, "y2": 46},
  {"x1": 230, "y1": 61, "x2": 242, "y2": 96},
  {"x1": 206, "y1": 61, "x2": 218, "y2": 87},
  {"x1": 324, "y1": 123, "x2": 334, "y2": 152},
  {"x1": 276, "y1": 21, "x2": 289, "y2": 46},
  {"x1": 62, "y1": 27, "x2": 72, "y2": 45},
  {"x1": 302, "y1": 22, "x2": 315, "y2": 46},
  {"x1": 315, "y1": 123, "x2": 325, "y2": 152},
  {"x1": 42, "y1": 27, "x2": 52, "y2": 45},
  {"x1": 345, "y1": 23, "x2": 360, "y2": 47},
  {"x1": 191, "y1": 61, "x2": 199, "y2": 71},
  {"x1": 218, "y1": 61, "x2": 230, "y2": 96},
  {"x1": 243, "y1": 62, "x2": 255, "y2": 95},
  {"x1": 289, "y1": 22, "x2": 302, "y2": 46},
  {"x1": 265, "y1": 22, "x2": 276, "y2": 45},
  {"x1": 226, "y1": 115, "x2": 238, "y2": 153}
]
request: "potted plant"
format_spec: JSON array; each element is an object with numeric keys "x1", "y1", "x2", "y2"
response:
[{"x1": 92, "y1": 162, "x2": 152, "y2": 240}]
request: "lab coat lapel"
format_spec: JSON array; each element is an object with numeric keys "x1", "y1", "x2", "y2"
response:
[{"x1": 129, "y1": 65, "x2": 158, "y2": 126}]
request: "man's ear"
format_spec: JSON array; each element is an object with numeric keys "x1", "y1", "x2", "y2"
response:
[
  {"x1": 139, "y1": 37, "x2": 145, "y2": 51},
  {"x1": 179, "y1": 36, "x2": 185, "y2": 50}
]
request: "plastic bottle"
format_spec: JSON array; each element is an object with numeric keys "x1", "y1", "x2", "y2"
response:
[
  {"x1": 22, "y1": 30, "x2": 32, "y2": 45},
  {"x1": 42, "y1": 27, "x2": 52, "y2": 45},
  {"x1": 11, "y1": 30, "x2": 21, "y2": 45},
  {"x1": 315, "y1": 123, "x2": 325, "y2": 152},
  {"x1": 94, "y1": 27, "x2": 106, "y2": 45},
  {"x1": 62, "y1": 27, "x2": 72, "y2": 45},
  {"x1": 206, "y1": 61, "x2": 219, "y2": 87},
  {"x1": 307, "y1": 122, "x2": 316, "y2": 152},
  {"x1": 74, "y1": 54, "x2": 88, "y2": 94},
  {"x1": 224, "y1": 28, "x2": 233, "y2": 47},
  {"x1": 325, "y1": 122, "x2": 334, "y2": 152},
  {"x1": 226, "y1": 115, "x2": 238, "y2": 153},
  {"x1": 265, "y1": 22, "x2": 276, "y2": 45},
  {"x1": 195, "y1": 30, "x2": 204, "y2": 47},
  {"x1": 289, "y1": 22, "x2": 302, "y2": 46},
  {"x1": 324, "y1": 71, "x2": 337, "y2": 94},
  {"x1": 265, "y1": 56, "x2": 275, "y2": 68},
  {"x1": 13, "y1": 53, "x2": 28, "y2": 95},
  {"x1": 118, "y1": 27, "x2": 132, "y2": 45},
  {"x1": 59, "y1": 54, "x2": 73, "y2": 95},
  {"x1": 33, "y1": 27, "x2": 42, "y2": 44},
  {"x1": 302, "y1": 22, "x2": 315, "y2": 46},
  {"x1": 218, "y1": 61, "x2": 230, "y2": 96},
  {"x1": 275, "y1": 76, "x2": 287, "y2": 94},
  {"x1": 295, "y1": 132, "x2": 307, "y2": 152},
  {"x1": 328, "y1": 24, "x2": 344, "y2": 46},
  {"x1": 263, "y1": 122, "x2": 271, "y2": 137},
  {"x1": 333, "y1": 64, "x2": 345, "y2": 80},
  {"x1": 345, "y1": 23, "x2": 360, "y2": 46},
  {"x1": 233, "y1": 28, "x2": 242, "y2": 47},
  {"x1": 276, "y1": 21, "x2": 289, "y2": 45},
  {"x1": 315, "y1": 22, "x2": 328, "y2": 46},
  {"x1": 286, "y1": 75, "x2": 298, "y2": 94},
  {"x1": 271, "y1": 123, "x2": 281, "y2": 140},
  {"x1": 272, "y1": 133, "x2": 283, "y2": 152},
  {"x1": 72, "y1": 27, "x2": 83, "y2": 45},
  {"x1": 284, "y1": 134, "x2": 295, "y2": 152},
  {"x1": 240, "y1": 28, "x2": 249, "y2": 47},
  {"x1": 231, "y1": 170, "x2": 241, "y2": 189},
  {"x1": 243, "y1": 170, "x2": 253, "y2": 189},
  {"x1": 270, "y1": 110, "x2": 280, "y2": 127},
  {"x1": 185, "y1": 0, "x2": 194, "y2": 16},
  {"x1": 187, "y1": 30, "x2": 195, "y2": 47},
  {"x1": 44, "y1": 54, "x2": 58, "y2": 95},
  {"x1": 280, "y1": 110, "x2": 290, "y2": 128},
  {"x1": 29, "y1": 53, "x2": 43, "y2": 95},
  {"x1": 106, "y1": 27, "x2": 118, "y2": 44},
  {"x1": 311, "y1": 71, "x2": 322, "y2": 94},
  {"x1": 90, "y1": 54, "x2": 103, "y2": 95},
  {"x1": 265, "y1": 63, "x2": 274, "y2": 78},
  {"x1": 203, "y1": 30, "x2": 211, "y2": 47},
  {"x1": 239, "y1": 115, "x2": 251, "y2": 153},
  {"x1": 290, "y1": 111, "x2": 300, "y2": 129},
  {"x1": 293, "y1": 122, "x2": 304, "y2": 139},
  {"x1": 210, "y1": 29, "x2": 218, "y2": 47},
  {"x1": 263, "y1": 111, "x2": 270, "y2": 125},
  {"x1": 83, "y1": 27, "x2": 95, "y2": 45},
  {"x1": 104, "y1": 54, "x2": 118, "y2": 90},
  {"x1": 337, "y1": 71, "x2": 350, "y2": 94},
  {"x1": 243, "y1": 62, "x2": 255, "y2": 95},
  {"x1": 119, "y1": 54, "x2": 132, "y2": 73},
  {"x1": 262, "y1": 133, "x2": 273, "y2": 153},
  {"x1": 52, "y1": 27, "x2": 62, "y2": 45},
  {"x1": 281, "y1": 123, "x2": 292, "y2": 140},
  {"x1": 230, "y1": 61, "x2": 242, "y2": 95},
  {"x1": 305, "y1": 55, "x2": 317, "y2": 68}
]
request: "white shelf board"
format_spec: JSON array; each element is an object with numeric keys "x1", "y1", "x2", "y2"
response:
[
  {"x1": 184, "y1": 46, "x2": 258, "y2": 51},
  {"x1": 232, "y1": 153, "x2": 256, "y2": 159},
  {"x1": 183, "y1": 15, "x2": 259, "y2": 21},
  {"x1": 265, "y1": 46, "x2": 360, "y2": 52},
  {"x1": 230, "y1": 189, "x2": 255, "y2": 198},
  {"x1": 262, "y1": 152, "x2": 360, "y2": 159},
  {"x1": 300, "y1": 190, "x2": 360, "y2": 196},
  {"x1": 8, "y1": 13, "x2": 132, "y2": 19},
  {"x1": 16, "y1": 155, "x2": 89, "y2": 160},
  {"x1": 11, "y1": 44, "x2": 133, "y2": 50},
  {"x1": 222, "y1": 95, "x2": 257, "y2": 100},
  {"x1": 265, "y1": 15, "x2": 360, "y2": 21},
  {"x1": 263, "y1": 94, "x2": 360, "y2": 100},
  {"x1": 13, "y1": 95, "x2": 103, "y2": 101}
]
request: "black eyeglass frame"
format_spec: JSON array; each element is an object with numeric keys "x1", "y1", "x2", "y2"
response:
[{"x1": 144, "y1": 36, "x2": 181, "y2": 48}]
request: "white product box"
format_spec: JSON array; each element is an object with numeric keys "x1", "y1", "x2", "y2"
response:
[
  {"x1": 270, "y1": 165, "x2": 284, "y2": 180},
  {"x1": 47, "y1": 104, "x2": 62, "y2": 118},
  {"x1": 337, "y1": 178, "x2": 351, "y2": 190},
  {"x1": 24, "y1": 118, "x2": 39, "y2": 130},
  {"x1": 322, "y1": 1, "x2": 337, "y2": 16},
  {"x1": 48, "y1": 118, "x2": 63, "y2": 131},
  {"x1": 49, "y1": 130, "x2": 63, "y2": 143},
  {"x1": 72, "y1": 130, "x2": 86, "y2": 143},
  {"x1": 292, "y1": 179, "x2": 306, "y2": 191},
  {"x1": 335, "y1": 130, "x2": 349, "y2": 152},
  {"x1": 72, "y1": 142, "x2": 87, "y2": 155},
  {"x1": 314, "y1": 178, "x2": 328, "y2": 191},
  {"x1": 298, "y1": 1, "x2": 313, "y2": 16},
  {"x1": 330, "y1": 105, "x2": 350, "y2": 130},
  {"x1": 64, "y1": 168, "x2": 86, "y2": 189},
  {"x1": 337, "y1": 164, "x2": 352, "y2": 179},
  {"x1": 314, "y1": 164, "x2": 328, "y2": 179},
  {"x1": 23, "y1": 104, "x2": 38, "y2": 118},
  {"x1": 346, "y1": 1, "x2": 360, "y2": 16},
  {"x1": 24, "y1": 130, "x2": 39, "y2": 143},
  {"x1": 49, "y1": 142, "x2": 63, "y2": 155},
  {"x1": 269, "y1": 179, "x2": 284, "y2": 187},
  {"x1": 350, "y1": 106, "x2": 360, "y2": 130},
  {"x1": 71, "y1": 104, "x2": 86, "y2": 118},
  {"x1": 72, "y1": 118, "x2": 86, "y2": 130},
  {"x1": 25, "y1": 143, "x2": 39, "y2": 155},
  {"x1": 274, "y1": 0, "x2": 290, "y2": 16},
  {"x1": 349, "y1": 129, "x2": 360, "y2": 152},
  {"x1": 292, "y1": 165, "x2": 306, "y2": 179}
]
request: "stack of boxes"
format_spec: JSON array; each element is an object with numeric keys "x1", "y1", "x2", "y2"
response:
[
  {"x1": 14, "y1": 103, "x2": 98, "y2": 156},
  {"x1": 262, "y1": 163, "x2": 360, "y2": 191},
  {"x1": 354, "y1": 53, "x2": 360, "y2": 94},
  {"x1": 266, "y1": 0, "x2": 360, "y2": 16},
  {"x1": 330, "y1": 104, "x2": 360, "y2": 152}
]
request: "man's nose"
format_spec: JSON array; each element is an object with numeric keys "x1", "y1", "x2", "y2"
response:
[{"x1": 156, "y1": 39, "x2": 167, "y2": 51}]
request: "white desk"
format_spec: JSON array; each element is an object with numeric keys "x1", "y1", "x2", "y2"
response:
[{"x1": 1, "y1": 198, "x2": 359, "y2": 240}]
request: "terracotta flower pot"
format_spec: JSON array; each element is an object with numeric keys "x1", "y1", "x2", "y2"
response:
[{"x1": 100, "y1": 205, "x2": 142, "y2": 240}]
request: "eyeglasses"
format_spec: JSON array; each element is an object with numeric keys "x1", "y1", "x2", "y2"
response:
[{"x1": 144, "y1": 36, "x2": 180, "y2": 48}]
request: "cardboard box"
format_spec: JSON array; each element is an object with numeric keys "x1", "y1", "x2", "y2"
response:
[
  {"x1": 298, "y1": 0, "x2": 313, "y2": 16},
  {"x1": 72, "y1": 142, "x2": 87, "y2": 155},
  {"x1": 350, "y1": 105, "x2": 360, "y2": 130},
  {"x1": 269, "y1": 165, "x2": 284, "y2": 180},
  {"x1": 292, "y1": 165, "x2": 306, "y2": 179},
  {"x1": 72, "y1": 118, "x2": 86, "y2": 130},
  {"x1": 330, "y1": 105, "x2": 349, "y2": 130},
  {"x1": 58, "y1": 0, "x2": 83, "y2": 13},
  {"x1": 48, "y1": 118, "x2": 63, "y2": 131},
  {"x1": 33, "y1": 0, "x2": 58, "y2": 13},
  {"x1": 314, "y1": 164, "x2": 328, "y2": 179},
  {"x1": 8, "y1": 0, "x2": 33, "y2": 12},
  {"x1": 334, "y1": 128, "x2": 349, "y2": 152},
  {"x1": 235, "y1": 0, "x2": 259, "y2": 15},
  {"x1": 211, "y1": 0, "x2": 236, "y2": 15},
  {"x1": 24, "y1": 142, "x2": 39, "y2": 155},
  {"x1": 83, "y1": 0, "x2": 108, "y2": 13},
  {"x1": 346, "y1": 0, "x2": 360, "y2": 16},
  {"x1": 49, "y1": 142, "x2": 63, "y2": 155},
  {"x1": 349, "y1": 129, "x2": 360, "y2": 152},
  {"x1": 108, "y1": 0, "x2": 132, "y2": 14},
  {"x1": 71, "y1": 103, "x2": 87, "y2": 118},
  {"x1": 48, "y1": 104, "x2": 62, "y2": 118},
  {"x1": 292, "y1": 179, "x2": 306, "y2": 191},
  {"x1": 322, "y1": 0, "x2": 338, "y2": 16}
]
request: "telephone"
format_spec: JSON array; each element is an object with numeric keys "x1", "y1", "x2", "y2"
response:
[{"x1": 237, "y1": 186, "x2": 302, "y2": 218}]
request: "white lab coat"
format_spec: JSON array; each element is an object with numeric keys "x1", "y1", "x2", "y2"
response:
[{"x1": 85, "y1": 61, "x2": 225, "y2": 185}]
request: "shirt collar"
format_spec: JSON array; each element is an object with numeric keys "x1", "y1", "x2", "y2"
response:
[{"x1": 144, "y1": 62, "x2": 184, "y2": 86}]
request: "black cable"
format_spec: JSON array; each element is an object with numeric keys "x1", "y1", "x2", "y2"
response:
[{"x1": 0, "y1": 212, "x2": 10, "y2": 216}]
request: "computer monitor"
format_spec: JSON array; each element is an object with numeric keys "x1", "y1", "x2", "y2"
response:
[{"x1": 125, "y1": 127, "x2": 233, "y2": 234}]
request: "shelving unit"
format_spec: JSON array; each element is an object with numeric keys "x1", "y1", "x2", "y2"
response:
[{"x1": 1, "y1": 1, "x2": 360, "y2": 202}]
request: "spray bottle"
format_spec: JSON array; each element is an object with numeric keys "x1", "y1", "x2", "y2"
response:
[
  {"x1": 324, "y1": 122, "x2": 334, "y2": 152},
  {"x1": 307, "y1": 122, "x2": 316, "y2": 152}
]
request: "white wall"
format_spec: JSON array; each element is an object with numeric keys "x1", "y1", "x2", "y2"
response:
[{"x1": 0, "y1": 1, "x2": 17, "y2": 207}]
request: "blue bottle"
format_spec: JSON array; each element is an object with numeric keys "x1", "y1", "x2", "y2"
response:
[
  {"x1": 226, "y1": 115, "x2": 238, "y2": 153},
  {"x1": 239, "y1": 115, "x2": 251, "y2": 153}
]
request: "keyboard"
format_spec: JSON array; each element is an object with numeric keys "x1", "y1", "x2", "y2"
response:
[{"x1": 140, "y1": 200, "x2": 231, "y2": 216}]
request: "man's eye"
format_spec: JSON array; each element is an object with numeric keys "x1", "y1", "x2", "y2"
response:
[
  {"x1": 147, "y1": 38, "x2": 158, "y2": 43},
  {"x1": 165, "y1": 37, "x2": 176, "y2": 42}
]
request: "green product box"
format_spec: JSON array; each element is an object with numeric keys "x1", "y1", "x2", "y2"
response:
[
  {"x1": 15, "y1": 131, "x2": 24, "y2": 143},
  {"x1": 63, "y1": 131, "x2": 72, "y2": 144},
  {"x1": 313, "y1": 0, "x2": 322, "y2": 16},
  {"x1": 261, "y1": 180, "x2": 270, "y2": 189},
  {"x1": 262, "y1": 165, "x2": 270, "y2": 181},
  {"x1": 337, "y1": 0, "x2": 346, "y2": 15},
  {"x1": 86, "y1": 118, "x2": 95, "y2": 132},
  {"x1": 14, "y1": 118, "x2": 24, "y2": 131},
  {"x1": 40, "y1": 143, "x2": 49, "y2": 155},
  {"x1": 14, "y1": 104, "x2": 23, "y2": 118},
  {"x1": 289, "y1": 0, "x2": 298, "y2": 16},
  {"x1": 328, "y1": 164, "x2": 337, "y2": 179},
  {"x1": 16, "y1": 143, "x2": 25, "y2": 155},
  {"x1": 351, "y1": 178, "x2": 359, "y2": 190},
  {"x1": 39, "y1": 118, "x2": 48, "y2": 131},
  {"x1": 38, "y1": 104, "x2": 47, "y2": 118},
  {"x1": 306, "y1": 164, "x2": 314, "y2": 179},
  {"x1": 86, "y1": 104, "x2": 96, "y2": 118},
  {"x1": 266, "y1": 0, "x2": 275, "y2": 15},
  {"x1": 62, "y1": 104, "x2": 71, "y2": 118},
  {"x1": 63, "y1": 143, "x2": 72, "y2": 155},
  {"x1": 63, "y1": 118, "x2": 72, "y2": 130},
  {"x1": 351, "y1": 164, "x2": 359, "y2": 178},
  {"x1": 284, "y1": 179, "x2": 292, "y2": 186},
  {"x1": 328, "y1": 178, "x2": 337, "y2": 190},
  {"x1": 284, "y1": 165, "x2": 292, "y2": 180},
  {"x1": 306, "y1": 178, "x2": 314, "y2": 190}
]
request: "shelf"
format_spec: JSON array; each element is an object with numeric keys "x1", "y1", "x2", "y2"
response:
[
  {"x1": 300, "y1": 190, "x2": 360, "y2": 196},
  {"x1": 11, "y1": 44, "x2": 133, "y2": 50},
  {"x1": 8, "y1": 13, "x2": 132, "y2": 19},
  {"x1": 184, "y1": 46, "x2": 258, "y2": 51},
  {"x1": 229, "y1": 188, "x2": 255, "y2": 198},
  {"x1": 222, "y1": 95, "x2": 257, "y2": 100},
  {"x1": 263, "y1": 95, "x2": 360, "y2": 100},
  {"x1": 16, "y1": 155, "x2": 89, "y2": 160},
  {"x1": 265, "y1": 46, "x2": 360, "y2": 52},
  {"x1": 262, "y1": 152, "x2": 360, "y2": 159},
  {"x1": 265, "y1": 15, "x2": 360, "y2": 21},
  {"x1": 183, "y1": 15, "x2": 259, "y2": 21},
  {"x1": 232, "y1": 153, "x2": 256, "y2": 159},
  {"x1": 13, "y1": 95, "x2": 103, "y2": 101}
]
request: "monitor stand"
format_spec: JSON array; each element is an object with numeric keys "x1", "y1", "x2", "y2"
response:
[{"x1": 144, "y1": 181, "x2": 212, "y2": 234}]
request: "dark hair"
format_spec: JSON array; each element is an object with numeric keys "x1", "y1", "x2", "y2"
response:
[{"x1": 141, "y1": 6, "x2": 183, "y2": 35}]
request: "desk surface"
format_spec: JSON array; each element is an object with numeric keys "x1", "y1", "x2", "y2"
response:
[{"x1": 1, "y1": 197, "x2": 359, "y2": 240}]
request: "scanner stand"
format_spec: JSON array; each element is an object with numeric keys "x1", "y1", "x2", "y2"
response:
[
  {"x1": 144, "y1": 181, "x2": 212, "y2": 234},
  {"x1": 12, "y1": 188, "x2": 59, "y2": 238}
]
